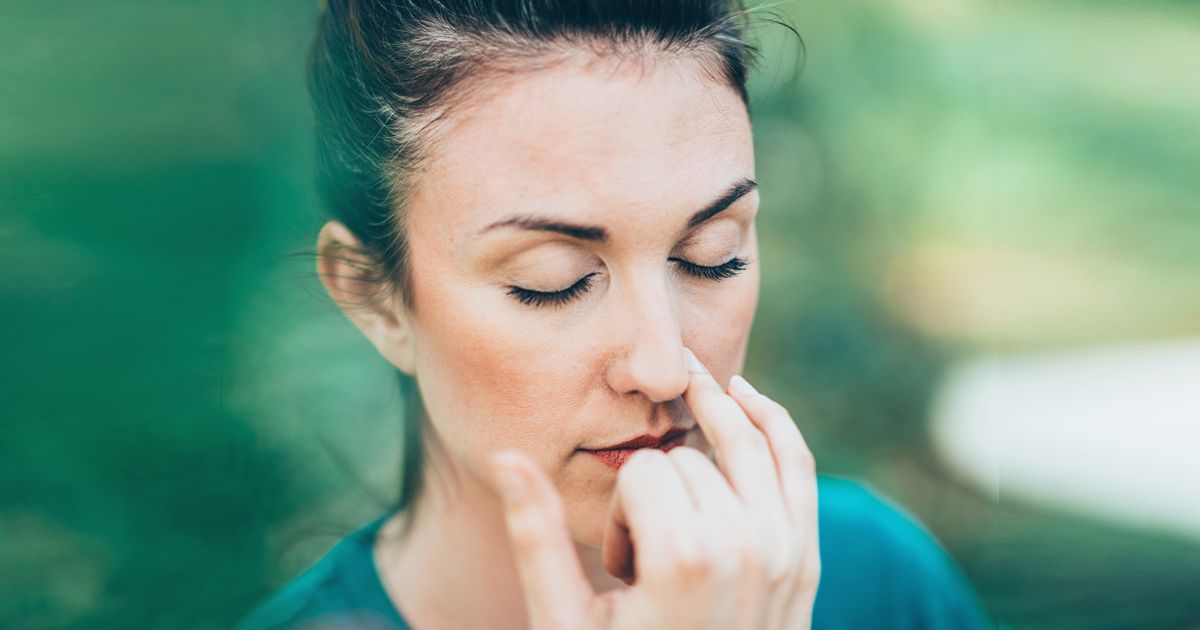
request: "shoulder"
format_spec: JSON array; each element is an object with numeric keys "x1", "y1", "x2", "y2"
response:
[
  {"x1": 235, "y1": 549, "x2": 340, "y2": 630},
  {"x1": 813, "y1": 475, "x2": 991, "y2": 630},
  {"x1": 236, "y1": 517, "x2": 406, "y2": 630}
]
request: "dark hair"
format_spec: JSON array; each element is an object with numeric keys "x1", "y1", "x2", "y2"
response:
[{"x1": 308, "y1": 0, "x2": 772, "y2": 523}]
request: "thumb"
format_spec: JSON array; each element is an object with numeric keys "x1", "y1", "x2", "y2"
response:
[{"x1": 490, "y1": 450, "x2": 596, "y2": 630}]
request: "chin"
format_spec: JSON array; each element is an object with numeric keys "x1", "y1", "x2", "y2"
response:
[{"x1": 563, "y1": 490, "x2": 613, "y2": 549}]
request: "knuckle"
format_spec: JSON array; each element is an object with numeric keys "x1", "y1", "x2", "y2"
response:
[
  {"x1": 798, "y1": 556, "x2": 822, "y2": 591},
  {"x1": 729, "y1": 426, "x2": 770, "y2": 454},
  {"x1": 760, "y1": 396, "x2": 790, "y2": 417},
  {"x1": 668, "y1": 445, "x2": 711, "y2": 469},
  {"x1": 735, "y1": 523, "x2": 794, "y2": 586},
  {"x1": 793, "y1": 443, "x2": 816, "y2": 474},
  {"x1": 765, "y1": 561, "x2": 791, "y2": 590},
  {"x1": 777, "y1": 439, "x2": 806, "y2": 468},
  {"x1": 763, "y1": 543, "x2": 794, "y2": 589},
  {"x1": 667, "y1": 445, "x2": 701, "y2": 461},
  {"x1": 779, "y1": 437, "x2": 816, "y2": 475},
  {"x1": 669, "y1": 538, "x2": 714, "y2": 581},
  {"x1": 735, "y1": 536, "x2": 765, "y2": 576},
  {"x1": 761, "y1": 411, "x2": 805, "y2": 450},
  {"x1": 632, "y1": 447, "x2": 668, "y2": 467},
  {"x1": 764, "y1": 409, "x2": 795, "y2": 434},
  {"x1": 716, "y1": 521, "x2": 756, "y2": 570},
  {"x1": 620, "y1": 448, "x2": 666, "y2": 478},
  {"x1": 784, "y1": 539, "x2": 805, "y2": 571}
]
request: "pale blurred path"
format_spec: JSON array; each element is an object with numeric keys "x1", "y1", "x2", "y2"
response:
[{"x1": 931, "y1": 338, "x2": 1200, "y2": 541}]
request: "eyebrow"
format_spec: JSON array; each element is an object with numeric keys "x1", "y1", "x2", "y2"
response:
[{"x1": 479, "y1": 177, "x2": 758, "y2": 242}]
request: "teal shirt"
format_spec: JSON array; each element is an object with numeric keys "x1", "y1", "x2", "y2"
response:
[{"x1": 239, "y1": 476, "x2": 991, "y2": 629}]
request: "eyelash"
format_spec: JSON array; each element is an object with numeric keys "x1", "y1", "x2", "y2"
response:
[
  {"x1": 670, "y1": 256, "x2": 749, "y2": 281},
  {"x1": 507, "y1": 272, "x2": 598, "y2": 308},
  {"x1": 506, "y1": 257, "x2": 750, "y2": 308}
]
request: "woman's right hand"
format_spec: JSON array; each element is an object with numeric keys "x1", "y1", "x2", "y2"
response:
[{"x1": 489, "y1": 347, "x2": 821, "y2": 630}]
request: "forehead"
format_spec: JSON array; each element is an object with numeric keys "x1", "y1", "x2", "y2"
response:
[{"x1": 406, "y1": 53, "x2": 755, "y2": 242}]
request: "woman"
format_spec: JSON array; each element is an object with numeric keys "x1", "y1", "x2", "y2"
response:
[{"x1": 240, "y1": 1, "x2": 990, "y2": 628}]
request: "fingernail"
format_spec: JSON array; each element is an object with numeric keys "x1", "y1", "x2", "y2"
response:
[
  {"x1": 490, "y1": 453, "x2": 527, "y2": 506},
  {"x1": 730, "y1": 374, "x2": 758, "y2": 396},
  {"x1": 683, "y1": 348, "x2": 706, "y2": 373}
]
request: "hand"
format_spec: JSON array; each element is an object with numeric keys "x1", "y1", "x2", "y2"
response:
[{"x1": 490, "y1": 347, "x2": 820, "y2": 629}]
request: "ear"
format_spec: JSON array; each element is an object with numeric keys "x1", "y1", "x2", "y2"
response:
[{"x1": 316, "y1": 220, "x2": 418, "y2": 375}]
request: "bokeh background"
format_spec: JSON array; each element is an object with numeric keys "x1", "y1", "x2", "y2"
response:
[{"x1": 4, "y1": 1, "x2": 1198, "y2": 628}]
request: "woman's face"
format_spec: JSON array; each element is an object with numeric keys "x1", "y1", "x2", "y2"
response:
[{"x1": 401, "y1": 54, "x2": 759, "y2": 546}]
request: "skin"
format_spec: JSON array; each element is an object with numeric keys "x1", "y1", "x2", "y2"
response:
[{"x1": 317, "y1": 50, "x2": 818, "y2": 629}]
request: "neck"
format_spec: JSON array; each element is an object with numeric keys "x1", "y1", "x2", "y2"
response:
[{"x1": 374, "y1": 455, "x2": 625, "y2": 630}]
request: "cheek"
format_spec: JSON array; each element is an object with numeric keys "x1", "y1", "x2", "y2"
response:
[{"x1": 409, "y1": 278, "x2": 587, "y2": 467}]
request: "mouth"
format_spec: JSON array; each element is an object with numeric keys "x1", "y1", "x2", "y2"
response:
[{"x1": 580, "y1": 427, "x2": 690, "y2": 470}]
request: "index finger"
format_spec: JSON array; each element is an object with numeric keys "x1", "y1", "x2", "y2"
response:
[{"x1": 681, "y1": 347, "x2": 784, "y2": 516}]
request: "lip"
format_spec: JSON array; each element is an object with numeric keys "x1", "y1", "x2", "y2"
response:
[{"x1": 581, "y1": 427, "x2": 690, "y2": 470}]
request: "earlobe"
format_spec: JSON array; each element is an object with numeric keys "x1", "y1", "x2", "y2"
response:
[{"x1": 316, "y1": 220, "x2": 418, "y2": 375}]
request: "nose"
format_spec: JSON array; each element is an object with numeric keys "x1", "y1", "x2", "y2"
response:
[{"x1": 603, "y1": 272, "x2": 690, "y2": 403}]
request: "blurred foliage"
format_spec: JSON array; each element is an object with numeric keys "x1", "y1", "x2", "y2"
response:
[{"x1": 3, "y1": 0, "x2": 1198, "y2": 628}]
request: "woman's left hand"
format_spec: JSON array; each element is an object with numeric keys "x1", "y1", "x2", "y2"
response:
[
  {"x1": 491, "y1": 347, "x2": 821, "y2": 630},
  {"x1": 600, "y1": 347, "x2": 822, "y2": 628}
]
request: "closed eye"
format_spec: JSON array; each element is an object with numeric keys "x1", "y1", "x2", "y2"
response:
[
  {"x1": 507, "y1": 272, "x2": 599, "y2": 308},
  {"x1": 506, "y1": 257, "x2": 750, "y2": 308},
  {"x1": 670, "y1": 256, "x2": 749, "y2": 281}
]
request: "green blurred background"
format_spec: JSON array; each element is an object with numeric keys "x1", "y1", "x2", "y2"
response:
[{"x1": 4, "y1": 1, "x2": 1198, "y2": 628}]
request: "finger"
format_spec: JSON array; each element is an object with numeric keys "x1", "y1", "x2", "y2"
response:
[
  {"x1": 490, "y1": 450, "x2": 594, "y2": 630},
  {"x1": 726, "y1": 374, "x2": 818, "y2": 526},
  {"x1": 664, "y1": 446, "x2": 741, "y2": 515},
  {"x1": 781, "y1": 507, "x2": 822, "y2": 630},
  {"x1": 682, "y1": 348, "x2": 786, "y2": 521},
  {"x1": 602, "y1": 449, "x2": 700, "y2": 585},
  {"x1": 600, "y1": 519, "x2": 635, "y2": 585},
  {"x1": 725, "y1": 377, "x2": 822, "y2": 628}
]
